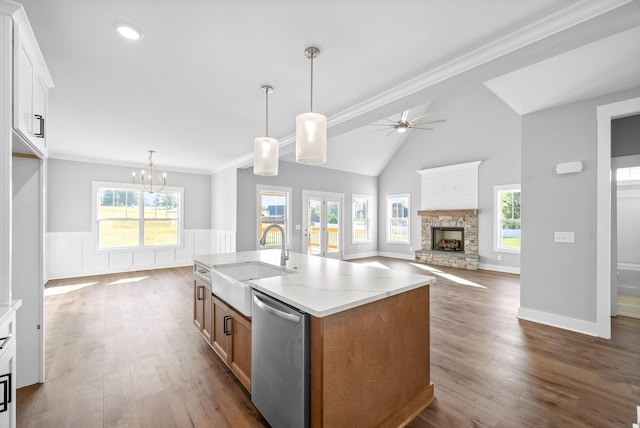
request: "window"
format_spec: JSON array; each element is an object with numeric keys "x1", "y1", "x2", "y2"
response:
[
  {"x1": 352, "y1": 194, "x2": 371, "y2": 243},
  {"x1": 494, "y1": 184, "x2": 521, "y2": 253},
  {"x1": 257, "y1": 185, "x2": 291, "y2": 248},
  {"x1": 94, "y1": 182, "x2": 183, "y2": 249},
  {"x1": 386, "y1": 193, "x2": 410, "y2": 244}
]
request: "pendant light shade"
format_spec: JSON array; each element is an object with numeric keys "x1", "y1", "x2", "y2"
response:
[
  {"x1": 254, "y1": 136, "x2": 279, "y2": 176},
  {"x1": 296, "y1": 47, "x2": 327, "y2": 165},
  {"x1": 295, "y1": 112, "x2": 326, "y2": 164},
  {"x1": 254, "y1": 85, "x2": 279, "y2": 176}
]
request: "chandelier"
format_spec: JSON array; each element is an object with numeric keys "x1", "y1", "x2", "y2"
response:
[{"x1": 132, "y1": 150, "x2": 167, "y2": 193}]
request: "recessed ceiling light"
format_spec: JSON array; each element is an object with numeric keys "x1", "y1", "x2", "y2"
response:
[{"x1": 115, "y1": 22, "x2": 143, "y2": 41}]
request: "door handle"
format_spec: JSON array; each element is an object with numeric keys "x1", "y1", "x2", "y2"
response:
[
  {"x1": 196, "y1": 285, "x2": 203, "y2": 301},
  {"x1": 33, "y1": 114, "x2": 45, "y2": 138},
  {"x1": 0, "y1": 373, "x2": 11, "y2": 413},
  {"x1": 253, "y1": 294, "x2": 300, "y2": 324},
  {"x1": 223, "y1": 315, "x2": 232, "y2": 335}
]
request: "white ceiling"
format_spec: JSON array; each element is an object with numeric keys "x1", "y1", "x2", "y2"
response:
[{"x1": 16, "y1": 0, "x2": 640, "y2": 175}]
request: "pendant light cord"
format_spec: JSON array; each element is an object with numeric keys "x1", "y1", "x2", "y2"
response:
[
  {"x1": 310, "y1": 53, "x2": 314, "y2": 112},
  {"x1": 265, "y1": 89, "x2": 269, "y2": 136}
]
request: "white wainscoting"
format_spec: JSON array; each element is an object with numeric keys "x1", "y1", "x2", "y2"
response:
[{"x1": 45, "y1": 229, "x2": 236, "y2": 280}]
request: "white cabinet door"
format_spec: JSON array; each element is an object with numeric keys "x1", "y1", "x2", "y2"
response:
[
  {"x1": 12, "y1": 22, "x2": 47, "y2": 157},
  {"x1": 0, "y1": 339, "x2": 16, "y2": 428}
]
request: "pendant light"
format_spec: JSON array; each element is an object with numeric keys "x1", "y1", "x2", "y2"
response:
[
  {"x1": 253, "y1": 85, "x2": 279, "y2": 176},
  {"x1": 131, "y1": 150, "x2": 167, "y2": 194},
  {"x1": 296, "y1": 47, "x2": 327, "y2": 165}
]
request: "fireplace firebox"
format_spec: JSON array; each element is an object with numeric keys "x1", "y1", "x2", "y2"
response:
[{"x1": 432, "y1": 227, "x2": 464, "y2": 252}]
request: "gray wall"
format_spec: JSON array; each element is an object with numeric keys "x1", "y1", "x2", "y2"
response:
[
  {"x1": 520, "y1": 88, "x2": 640, "y2": 322},
  {"x1": 47, "y1": 158, "x2": 211, "y2": 232},
  {"x1": 612, "y1": 114, "x2": 640, "y2": 157},
  {"x1": 236, "y1": 160, "x2": 378, "y2": 255},
  {"x1": 377, "y1": 84, "x2": 521, "y2": 268}
]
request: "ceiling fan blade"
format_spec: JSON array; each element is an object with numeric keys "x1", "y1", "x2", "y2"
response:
[
  {"x1": 412, "y1": 119, "x2": 447, "y2": 126},
  {"x1": 411, "y1": 127, "x2": 435, "y2": 131},
  {"x1": 370, "y1": 127, "x2": 392, "y2": 133},
  {"x1": 409, "y1": 111, "x2": 439, "y2": 123},
  {"x1": 385, "y1": 129, "x2": 396, "y2": 137},
  {"x1": 369, "y1": 124, "x2": 393, "y2": 127},
  {"x1": 383, "y1": 118, "x2": 397, "y2": 123}
]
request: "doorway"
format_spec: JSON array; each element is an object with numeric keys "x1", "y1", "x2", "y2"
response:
[
  {"x1": 596, "y1": 96, "x2": 640, "y2": 339},
  {"x1": 302, "y1": 191, "x2": 343, "y2": 259}
]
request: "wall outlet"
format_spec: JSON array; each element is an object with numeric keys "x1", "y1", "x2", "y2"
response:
[
  {"x1": 497, "y1": 255, "x2": 502, "y2": 262},
  {"x1": 295, "y1": 224, "x2": 301, "y2": 230},
  {"x1": 554, "y1": 231, "x2": 575, "y2": 243}
]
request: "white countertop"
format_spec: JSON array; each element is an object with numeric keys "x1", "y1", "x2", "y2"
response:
[{"x1": 194, "y1": 250, "x2": 435, "y2": 318}]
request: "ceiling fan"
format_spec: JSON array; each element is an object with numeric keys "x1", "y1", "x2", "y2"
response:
[{"x1": 371, "y1": 110, "x2": 446, "y2": 136}]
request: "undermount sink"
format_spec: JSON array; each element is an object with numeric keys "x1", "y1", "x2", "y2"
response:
[{"x1": 210, "y1": 261, "x2": 297, "y2": 317}]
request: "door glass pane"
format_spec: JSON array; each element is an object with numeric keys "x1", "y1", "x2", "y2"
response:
[
  {"x1": 326, "y1": 201, "x2": 340, "y2": 254},
  {"x1": 260, "y1": 191, "x2": 286, "y2": 246},
  {"x1": 307, "y1": 199, "x2": 322, "y2": 255}
]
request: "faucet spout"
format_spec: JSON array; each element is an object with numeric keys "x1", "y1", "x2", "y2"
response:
[{"x1": 260, "y1": 224, "x2": 289, "y2": 267}]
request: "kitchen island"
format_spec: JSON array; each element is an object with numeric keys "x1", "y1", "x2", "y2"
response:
[{"x1": 194, "y1": 250, "x2": 436, "y2": 427}]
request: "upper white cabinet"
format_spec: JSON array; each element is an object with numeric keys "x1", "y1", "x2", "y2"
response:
[{"x1": 12, "y1": 20, "x2": 51, "y2": 158}]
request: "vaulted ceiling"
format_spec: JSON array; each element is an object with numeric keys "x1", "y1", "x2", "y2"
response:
[{"x1": 18, "y1": 0, "x2": 640, "y2": 175}]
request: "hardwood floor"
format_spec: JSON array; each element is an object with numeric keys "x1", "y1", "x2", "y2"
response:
[{"x1": 17, "y1": 258, "x2": 640, "y2": 427}]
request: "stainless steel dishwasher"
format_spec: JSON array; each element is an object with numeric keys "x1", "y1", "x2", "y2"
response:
[{"x1": 251, "y1": 290, "x2": 310, "y2": 428}]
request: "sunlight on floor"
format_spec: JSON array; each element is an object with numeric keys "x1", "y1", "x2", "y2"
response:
[
  {"x1": 360, "y1": 262, "x2": 390, "y2": 269},
  {"x1": 409, "y1": 263, "x2": 486, "y2": 289},
  {"x1": 107, "y1": 276, "x2": 149, "y2": 285},
  {"x1": 44, "y1": 282, "x2": 99, "y2": 296}
]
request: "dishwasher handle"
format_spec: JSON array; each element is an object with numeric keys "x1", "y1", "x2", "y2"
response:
[{"x1": 253, "y1": 294, "x2": 301, "y2": 324}]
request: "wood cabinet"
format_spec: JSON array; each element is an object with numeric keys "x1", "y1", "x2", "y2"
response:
[
  {"x1": 193, "y1": 278, "x2": 212, "y2": 344},
  {"x1": 12, "y1": 21, "x2": 50, "y2": 158},
  {"x1": 211, "y1": 295, "x2": 252, "y2": 391}
]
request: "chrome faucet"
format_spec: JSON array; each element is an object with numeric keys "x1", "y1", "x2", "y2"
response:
[{"x1": 260, "y1": 224, "x2": 289, "y2": 267}]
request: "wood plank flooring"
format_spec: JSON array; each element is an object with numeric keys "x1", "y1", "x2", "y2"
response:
[{"x1": 17, "y1": 258, "x2": 640, "y2": 427}]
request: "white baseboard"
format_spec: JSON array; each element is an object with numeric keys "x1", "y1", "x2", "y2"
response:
[
  {"x1": 341, "y1": 251, "x2": 379, "y2": 260},
  {"x1": 618, "y1": 285, "x2": 640, "y2": 297},
  {"x1": 479, "y1": 263, "x2": 520, "y2": 274},
  {"x1": 376, "y1": 251, "x2": 415, "y2": 261},
  {"x1": 517, "y1": 307, "x2": 598, "y2": 337}
]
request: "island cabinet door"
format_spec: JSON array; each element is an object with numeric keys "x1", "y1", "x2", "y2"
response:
[
  {"x1": 229, "y1": 312, "x2": 251, "y2": 391},
  {"x1": 193, "y1": 280, "x2": 204, "y2": 331},
  {"x1": 211, "y1": 295, "x2": 231, "y2": 362},
  {"x1": 202, "y1": 283, "x2": 212, "y2": 344}
]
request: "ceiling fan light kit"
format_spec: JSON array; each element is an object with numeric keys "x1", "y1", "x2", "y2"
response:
[
  {"x1": 371, "y1": 110, "x2": 446, "y2": 136},
  {"x1": 296, "y1": 47, "x2": 327, "y2": 165},
  {"x1": 254, "y1": 85, "x2": 279, "y2": 176}
]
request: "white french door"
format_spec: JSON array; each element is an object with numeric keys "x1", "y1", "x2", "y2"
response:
[{"x1": 302, "y1": 191, "x2": 343, "y2": 259}]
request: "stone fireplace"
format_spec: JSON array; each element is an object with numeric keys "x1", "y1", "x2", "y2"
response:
[{"x1": 415, "y1": 209, "x2": 479, "y2": 270}]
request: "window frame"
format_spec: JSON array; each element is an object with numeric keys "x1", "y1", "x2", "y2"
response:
[
  {"x1": 351, "y1": 194, "x2": 372, "y2": 244},
  {"x1": 493, "y1": 184, "x2": 521, "y2": 254},
  {"x1": 92, "y1": 181, "x2": 184, "y2": 250},
  {"x1": 386, "y1": 193, "x2": 410, "y2": 244},
  {"x1": 256, "y1": 184, "x2": 291, "y2": 249}
]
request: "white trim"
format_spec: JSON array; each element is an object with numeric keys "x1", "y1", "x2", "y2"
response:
[
  {"x1": 377, "y1": 251, "x2": 415, "y2": 261},
  {"x1": 596, "y1": 96, "x2": 640, "y2": 339},
  {"x1": 517, "y1": 307, "x2": 598, "y2": 337},
  {"x1": 210, "y1": 1, "x2": 634, "y2": 175},
  {"x1": 479, "y1": 263, "x2": 521, "y2": 275},
  {"x1": 341, "y1": 251, "x2": 380, "y2": 260}
]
